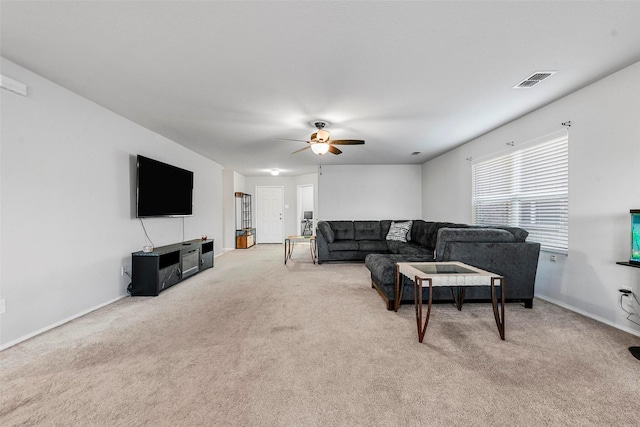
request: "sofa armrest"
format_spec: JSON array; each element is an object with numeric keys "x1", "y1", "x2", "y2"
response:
[
  {"x1": 434, "y1": 228, "x2": 515, "y2": 260},
  {"x1": 315, "y1": 227, "x2": 330, "y2": 261},
  {"x1": 436, "y1": 241, "x2": 541, "y2": 300}
]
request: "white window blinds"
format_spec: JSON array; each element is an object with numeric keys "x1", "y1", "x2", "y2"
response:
[{"x1": 472, "y1": 135, "x2": 569, "y2": 254}]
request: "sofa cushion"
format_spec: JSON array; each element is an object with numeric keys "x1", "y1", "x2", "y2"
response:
[
  {"x1": 420, "y1": 223, "x2": 436, "y2": 248},
  {"x1": 365, "y1": 254, "x2": 402, "y2": 288},
  {"x1": 386, "y1": 240, "x2": 405, "y2": 254},
  {"x1": 365, "y1": 253, "x2": 430, "y2": 286},
  {"x1": 395, "y1": 242, "x2": 434, "y2": 257},
  {"x1": 318, "y1": 221, "x2": 335, "y2": 243},
  {"x1": 357, "y1": 240, "x2": 389, "y2": 252},
  {"x1": 328, "y1": 240, "x2": 359, "y2": 251},
  {"x1": 380, "y1": 220, "x2": 392, "y2": 239},
  {"x1": 410, "y1": 220, "x2": 431, "y2": 246},
  {"x1": 331, "y1": 221, "x2": 355, "y2": 240},
  {"x1": 386, "y1": 220, "x2": 412, "y2": 242},
  {"x1": 354, "y1": 221, "x2": 382, "y2": 241}
]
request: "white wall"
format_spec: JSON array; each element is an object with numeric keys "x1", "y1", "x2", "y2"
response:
[
  {"x1": 318, "y1": 165, "x2": 422, "y2": 220},
  {"x1": 422, "y1": 60, "x2": 640, "y2": 336},
  {"x1": 0, "y1": 58, "x2": 224, "y2": 347}
]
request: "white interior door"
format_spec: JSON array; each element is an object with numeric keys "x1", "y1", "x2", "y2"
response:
[{"x1": 256, "y1": 186, "x2": 284, "y2": 243}]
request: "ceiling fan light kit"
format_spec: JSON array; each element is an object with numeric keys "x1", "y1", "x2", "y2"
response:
[
  {"x1": 315, "y1": 129, "x2": 330, "y2": 143},
  {"x1": 279, "y1": 120, "x2": 365, "y2": 156},
  {"x1": 311, "y1": 142, "x2": 330, "y2": 155}
]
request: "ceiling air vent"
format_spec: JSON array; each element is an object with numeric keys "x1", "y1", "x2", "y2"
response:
[{"x1": 513, "y1": 71, "x2": 556, "y2": 89}]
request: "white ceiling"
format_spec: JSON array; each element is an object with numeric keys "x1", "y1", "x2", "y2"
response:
[{"x1": 2, "y1": 1, "x2": 640, "y2": 176}]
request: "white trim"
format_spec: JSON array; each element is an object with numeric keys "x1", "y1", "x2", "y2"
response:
[
  {"x1": 0, "y1": 295, "x2": 128, "y2": 351},
  {"x1": 535, "y1": 294, "x2": 640, "y2": 338},
  {"x1": 0, "y1": 74, "x2": 27, "y2": 96}
]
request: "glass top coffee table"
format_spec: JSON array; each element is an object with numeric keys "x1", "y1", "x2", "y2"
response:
[
  {"x1": 396, "y1": 261, "x2": 505, "y2": 343},
  {"x1": 284, "y1": 235, "x2": 317, "y2": 265}
]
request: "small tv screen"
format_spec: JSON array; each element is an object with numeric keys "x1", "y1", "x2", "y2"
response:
[
  {"x1": 631, "y1": 210, "x2": 640, "y2": 265},
  {"x1": 136, "y1": 155, "x2": 193, "y2": 217}
]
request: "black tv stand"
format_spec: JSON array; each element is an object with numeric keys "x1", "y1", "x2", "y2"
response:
[{"x1": 130, "y1": 239, "x2": 214, "y2": 296}]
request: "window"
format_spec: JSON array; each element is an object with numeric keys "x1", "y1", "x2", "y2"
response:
[{"x1": 472, "y1": 134, "x2": 569, "y2": 254}]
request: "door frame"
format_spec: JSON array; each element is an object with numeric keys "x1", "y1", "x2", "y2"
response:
[{"x1": 297, "y1": 184, "x2": 314, "y2": 235}]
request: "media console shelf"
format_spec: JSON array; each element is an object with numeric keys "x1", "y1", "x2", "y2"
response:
[
  {"x1": 616, "y1": 261, "x2": 640, "y2": 268},
  {"x1": 615, "y1": 260, "x2": 640, "y2": 361},
  {"x1": 130, "y1": 239, "x2": 214, "y2": 296},
  {"x1": 235, "y1": 192, "x2": 256, "y2": 249}
]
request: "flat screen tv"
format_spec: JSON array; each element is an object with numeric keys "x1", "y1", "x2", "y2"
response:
[
  {"x1": 136, "y1": 155, "x2": 193, "y2": 217},
  {"x1": 631, "y1": 209, "x2": 640, "y2": 265}
]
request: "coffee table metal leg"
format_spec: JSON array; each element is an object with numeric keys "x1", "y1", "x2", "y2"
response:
[
  {"x1": 451, "y1": 287, "x2": 466, "y2": 311},
  {"x1": 491, "y1": 277, "x2": 506, "y2": 340},
  {"x1": 284, "y1": 238, "x2": 291, "y2": 265},
  {"x1": 310, "y1": 238, "x2": 316, "y2": 264},
  {"x1": 416, "y1": 277, "x2": 433, "y2": 343},
  {"x1": 394, "y1": 264, "x2": 402, "y2": 312}
]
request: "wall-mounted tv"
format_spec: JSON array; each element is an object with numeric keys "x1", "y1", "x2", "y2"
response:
[{"x1": 136, "y1": 155, "x2": 193, "y2": 217}]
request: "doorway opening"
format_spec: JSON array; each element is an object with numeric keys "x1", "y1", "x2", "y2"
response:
[{"x1": 297, "y1": 184, "x2": 314, "y2": 236}]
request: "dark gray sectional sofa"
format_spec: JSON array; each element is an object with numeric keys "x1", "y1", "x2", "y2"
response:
[{"x1": 316, "y1": 220, "x2": 540, "y2": 310}]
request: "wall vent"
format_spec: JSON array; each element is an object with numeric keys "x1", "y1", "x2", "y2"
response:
[{"x1": 513, "y1": 71, "x2": 556, "y2": 89}]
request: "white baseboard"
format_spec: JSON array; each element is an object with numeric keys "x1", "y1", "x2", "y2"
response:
[
  {"x1": 0, "y1": 294, "x2": 128, "y2": 351},
  {"x1": 535, "y1": 294, "x2": 640, "y2": 338}
]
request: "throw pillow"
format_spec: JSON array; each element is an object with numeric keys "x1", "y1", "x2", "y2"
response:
[
  {"x1": 318, "y1": 221, "x2": 335, "y2": 243},
  {"x1": 386, "y1": 220, "x2": 412, "y2": 242}
]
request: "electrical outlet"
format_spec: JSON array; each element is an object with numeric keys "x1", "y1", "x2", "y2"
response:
[
  {"x1": 550, "y1": 255, "x2": 557, "y2": 262},
  {"x1": 121, "y1": 266, "x2": 127, "y2": 276},
  {"x1": 0, "y1": 299, "x2": 6, "y2": 314}
]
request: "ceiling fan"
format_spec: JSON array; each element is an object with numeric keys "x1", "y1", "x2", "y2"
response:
[{"x1": 279, "y1": 121, "x2": 365, "y2": 155}]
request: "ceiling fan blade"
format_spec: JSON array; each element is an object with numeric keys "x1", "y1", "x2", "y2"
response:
[
  {"x1": 330, "y1": 139, "x2": 365, "y2": 145},
  {"x1": 328, "y1": 145, "x2": 342, "y2": 155},
  {"x1": 277, "y1": 138, "x2": 311, "y2": 143},
  {"x1": 291, "y1": 146, "x2": 311, "y2": 154}
]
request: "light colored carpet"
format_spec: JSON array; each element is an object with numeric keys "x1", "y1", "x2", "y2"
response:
[{"x1": 2, "y1": 244, "x2": 639, "y2": 426}]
